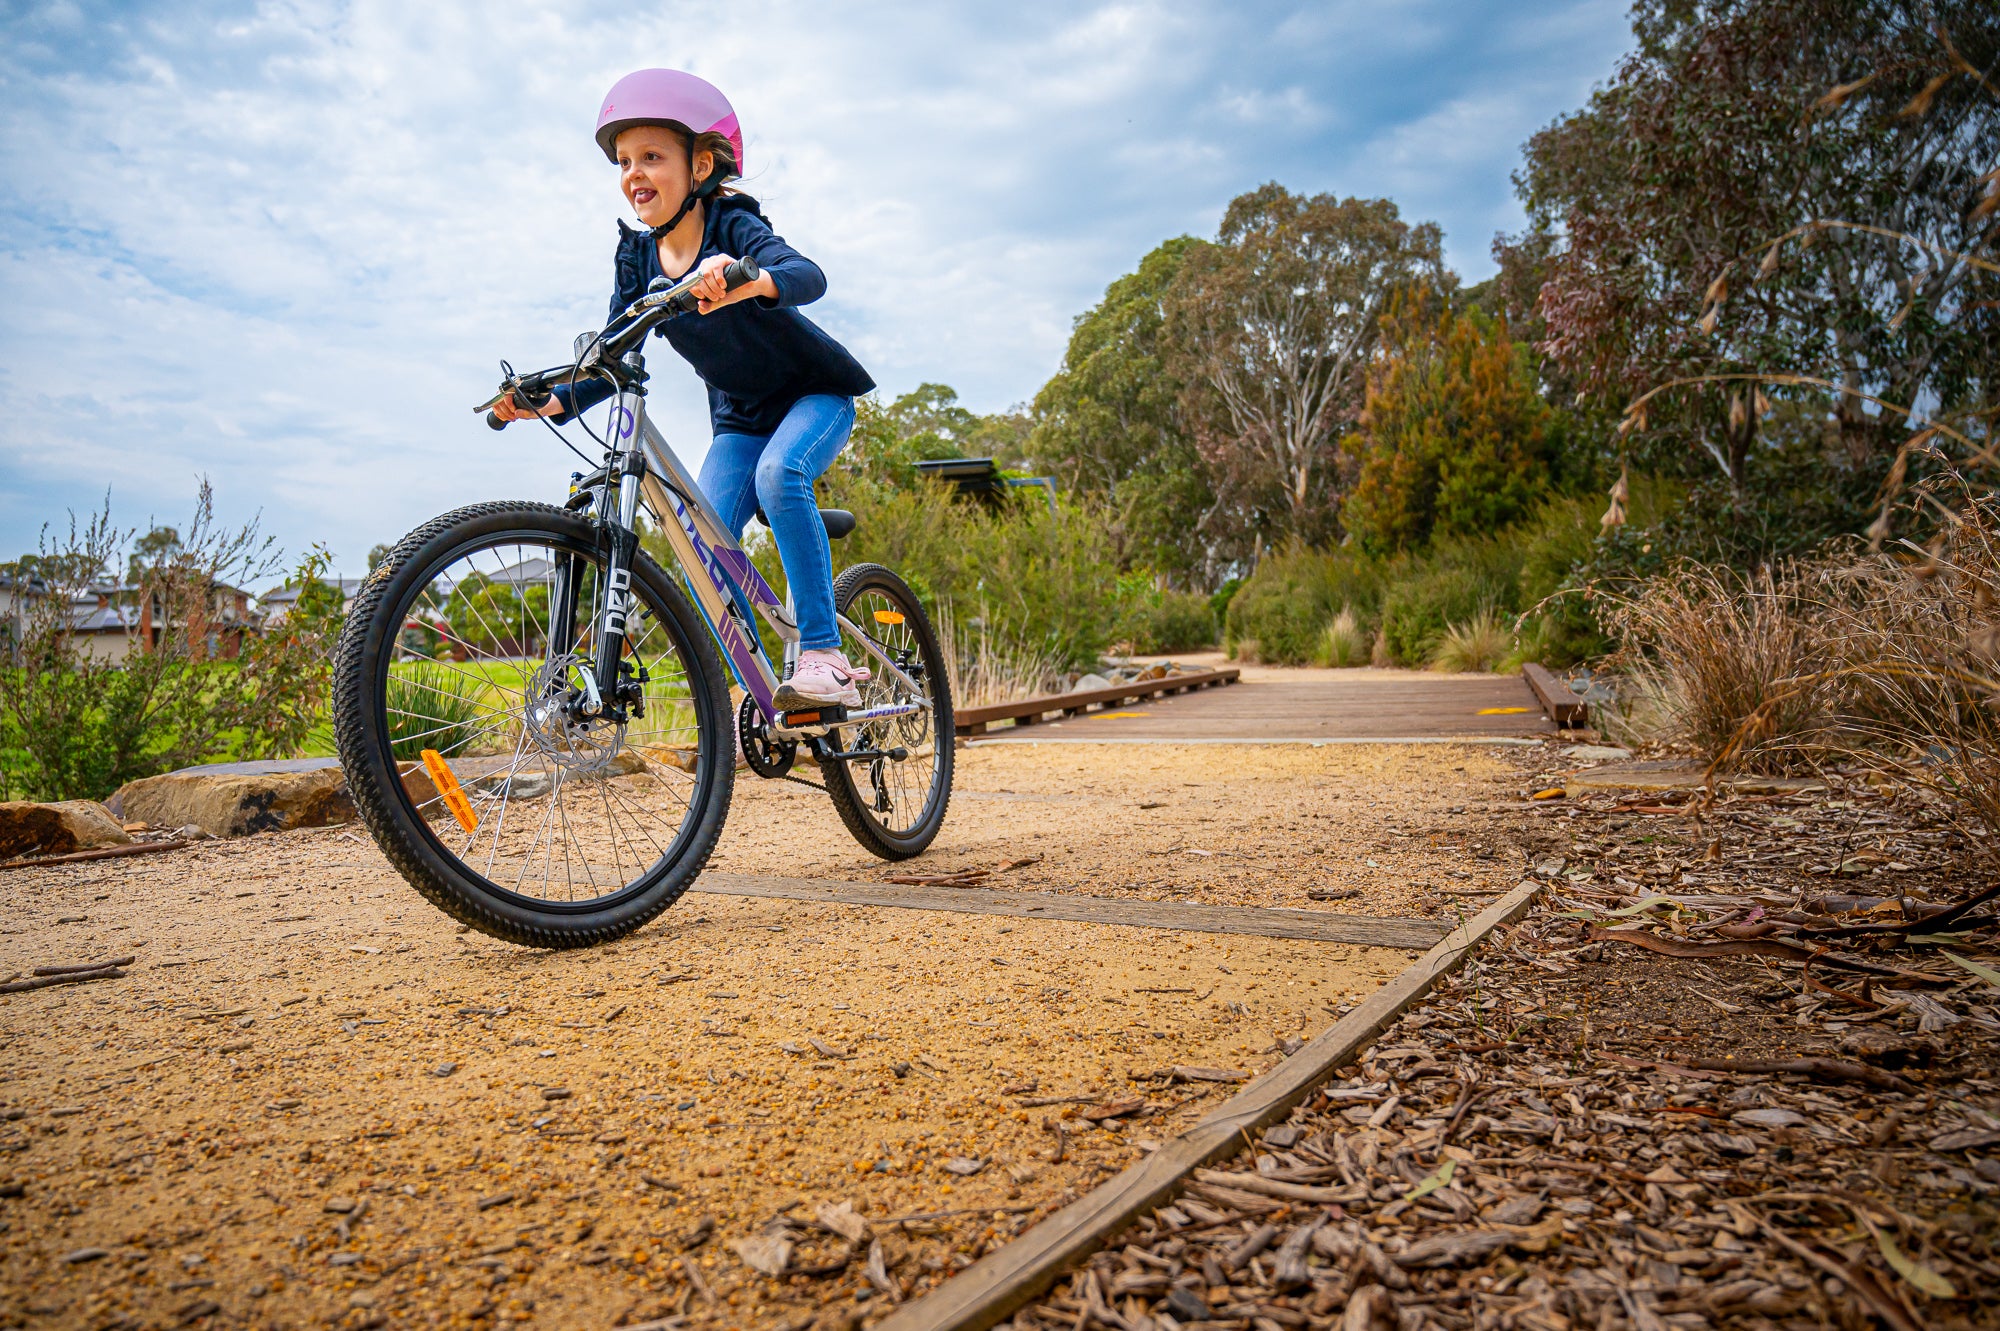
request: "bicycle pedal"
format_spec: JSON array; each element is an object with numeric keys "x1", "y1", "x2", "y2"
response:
[{"x1": 780, "y1": 703, "x2": 847, "y2": 727}]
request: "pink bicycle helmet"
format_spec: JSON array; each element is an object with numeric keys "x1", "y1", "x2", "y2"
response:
[{"x1": 594, "y1": 69, "x2": 745, "y2": 173}]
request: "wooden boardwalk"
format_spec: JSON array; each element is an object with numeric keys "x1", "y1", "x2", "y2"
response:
[{"x1": 968, "y1": 667, "x2": 1555, "y2": 743}]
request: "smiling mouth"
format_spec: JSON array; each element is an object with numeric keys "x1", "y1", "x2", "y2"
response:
[{"x1": 632, "y1": 187, "x2": 658, "y2": 206}]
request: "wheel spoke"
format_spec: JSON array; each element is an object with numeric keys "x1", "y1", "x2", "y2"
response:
[{"x1": 354, "y1": 525, "x2": 718, "y2": 913}]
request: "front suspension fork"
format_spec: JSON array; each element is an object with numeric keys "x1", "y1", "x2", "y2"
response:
[{"x1": 579, "y1": 371, "x2": 652, "y2": 718}]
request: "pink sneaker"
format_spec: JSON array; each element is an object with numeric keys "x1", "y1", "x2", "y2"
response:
[{"x1": 774, "y1": 648, "x2": 871, "y2": 711}]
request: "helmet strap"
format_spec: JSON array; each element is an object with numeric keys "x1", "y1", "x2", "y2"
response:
[{"x1": 648, "y1": 144, "x2": 723, "y2": 242}]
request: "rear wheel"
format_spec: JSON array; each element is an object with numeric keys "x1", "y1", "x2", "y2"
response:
[
  {"x1": 331, "y1": 501, "x2": 734, "y2": 947},
  {"x1": 819, "y1": 563, "x2": 954, "y2": 859}
]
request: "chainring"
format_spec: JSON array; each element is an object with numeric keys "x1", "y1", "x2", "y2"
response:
[{"x1": 737, "y1": 694, "x2": 797, "y2": 779}]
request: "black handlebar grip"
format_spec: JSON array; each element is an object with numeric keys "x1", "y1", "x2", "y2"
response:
[
  {"x1": 485, "y1": 385, "x2": 552, "y2": 431},
  {"x1": 669, "y1": 256, "x2": 764, "y2": 314}
]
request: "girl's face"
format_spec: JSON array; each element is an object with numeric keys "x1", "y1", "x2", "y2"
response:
[{"x1": 616, "y1": 125, "x2": 713, "y2": 229}]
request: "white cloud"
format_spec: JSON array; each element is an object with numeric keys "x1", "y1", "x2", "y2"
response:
[{"x1": 0, "y1": 0, "x2": 1630, "y2": 570}]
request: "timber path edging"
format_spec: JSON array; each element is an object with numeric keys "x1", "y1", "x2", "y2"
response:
[
  {"x1": 955, "y1": 668, "x2": 1240, "y2": 735},
  {"x1": 870, "y1": 878, "x2": 1546, "y2": 1331}
]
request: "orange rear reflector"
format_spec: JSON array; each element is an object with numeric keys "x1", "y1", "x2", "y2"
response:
[
  {"x1": 421, "y1": 749, "x2": 479, "y2": 834},
  {"x1": 873, "y1": 609, "x2": 905, "y2": 625}
]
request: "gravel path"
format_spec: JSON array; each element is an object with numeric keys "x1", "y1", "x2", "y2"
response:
[{"x1": 0, "y1": 741, "x2": 1532, "y2": 1330}]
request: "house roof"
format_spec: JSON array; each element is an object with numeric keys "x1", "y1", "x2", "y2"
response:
[
  {"x1": 69, "y1": 602, "x2": 138, "y2": 632},
  {"x1": 259, "y1": 577, "x2": 364, "y2": 606}
]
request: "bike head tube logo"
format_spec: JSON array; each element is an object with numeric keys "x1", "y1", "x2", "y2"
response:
[
  {"x1": 601, "y1": 567, "x2": 632, "y2": 636},
  {"x1": 613, "y1": 407, "x2": 636, "y2": 439}
]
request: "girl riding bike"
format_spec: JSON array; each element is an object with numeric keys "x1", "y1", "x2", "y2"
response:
[{"x1": 494, "y1": 68, "x2": 875, "y2": 712}]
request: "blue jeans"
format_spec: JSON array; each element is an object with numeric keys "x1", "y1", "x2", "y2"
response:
[{"x1": 697, "y1": 394, "x2": 854, "y2": 651}]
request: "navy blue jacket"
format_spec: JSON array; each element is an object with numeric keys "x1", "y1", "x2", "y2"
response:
[{"x1": 553, "y1": 194, "x2": 874, "y2": 435}]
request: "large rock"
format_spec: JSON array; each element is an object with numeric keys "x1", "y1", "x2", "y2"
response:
[
  {"x1": 109, "y1": 761, "x2": 357, "y2": 838},
  {"x1": 106, "y1": 748, "x2": 656, "y2": 840},
  {"x1": 0, "y1": 800, "x2": 133, "y2": 859}
]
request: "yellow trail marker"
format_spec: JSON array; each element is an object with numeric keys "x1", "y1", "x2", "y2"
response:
[
  {"x1": 1478, "y1": 706, "x2": 1532, "y2": 715},
  {"x1": 420, "y1": 749, "x2": 480, "y2": 834},
  {"x1": 1096, "y1": 711, "x2": 1151, "y2": 719},
  {"x1": 872, "y1": 609, "x2": 905, "y2": 625}
]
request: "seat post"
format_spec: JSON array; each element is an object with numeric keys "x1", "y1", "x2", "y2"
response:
[{"x1": 782, "y1": 587, "x2": 800, "y2": 679}]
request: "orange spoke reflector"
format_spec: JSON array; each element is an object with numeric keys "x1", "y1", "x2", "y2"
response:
[
  {"x1": 421, "y1": 749, "x2": 480, "y2": 834},
  {"x1": 1478, "y1": 706, "x2": 1532, "y2": 715},
  {"x1": 872, "y1": 609, "x2": 905, "y2": 625}
]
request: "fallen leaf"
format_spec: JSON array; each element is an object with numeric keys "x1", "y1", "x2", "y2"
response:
[
  {"x1": 1943, "y1": 951, "x2": 2000, "y2": 990},
  {"x1": 1401, "y1": 1157, "x2": 1455, "y2": 1202},
  {"x1": 816, "y1": 1200, "x2": 870, "y2": 1244},
  {"x1": 1865, "y1": 1220, "x2": 1956, "y2": 1299},
  {"x1": 1732, "y1": 1108, "x2": 1807, "y2": 1129},
  {"x1": 731, "y1": 1234, "x2": 792, "y2": 1276}
]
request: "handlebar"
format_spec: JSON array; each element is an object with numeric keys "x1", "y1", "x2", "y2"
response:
[{"x1": 482, "y1": 255, "x2": 762, "y2": 430}]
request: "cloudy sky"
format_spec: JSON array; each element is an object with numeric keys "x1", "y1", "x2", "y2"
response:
[{"x1": 0, "y1": 0, "x2": 1633, "y2": 577}]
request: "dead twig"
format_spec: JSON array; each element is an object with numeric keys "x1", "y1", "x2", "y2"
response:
[{"x1": 0, "y1": 839, "x2": 190, "y2": 871}]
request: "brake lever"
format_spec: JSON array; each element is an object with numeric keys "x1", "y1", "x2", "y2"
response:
[{"x1": 478, "y1": 372, "x2": 555, "y2": 430}]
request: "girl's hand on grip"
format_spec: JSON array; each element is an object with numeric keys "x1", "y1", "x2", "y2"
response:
[
  {"x1": 693, "y1": 253, "x2": 777, "y2": 314},
  {"x1": 492, "y1": 389, "x2": 561, "y2": 423}
]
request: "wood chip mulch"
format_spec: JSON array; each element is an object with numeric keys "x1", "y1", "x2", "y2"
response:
[{"x1": 1002, "y1": 770, "x2": 2000, "y2": 1331}]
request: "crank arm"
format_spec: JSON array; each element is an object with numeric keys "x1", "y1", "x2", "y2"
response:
[
  {"x1": 815, "y1": 744, "x2": 911, "y2": 764},
  {"x1": 768, "y1": 700, "x2": 922, "y2": 741}
]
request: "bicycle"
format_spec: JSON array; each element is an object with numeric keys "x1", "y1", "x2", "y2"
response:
[{"x1": 331, "y1": 257, "x2": 953, "y2": 948}]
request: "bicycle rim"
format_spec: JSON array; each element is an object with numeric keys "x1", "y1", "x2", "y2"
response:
[
  {"x1": 828, "y1": 566, "x2": 952, "y2": 849},
  {"x1": 373, "y1": 528, "x2": 711, "y2": 909}
]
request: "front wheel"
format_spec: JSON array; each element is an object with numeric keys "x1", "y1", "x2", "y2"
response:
[
  {"x1": 820, "y1": 563, "x2": 954, "y2": 859},
  {"x1": 331, "y1": 501, "x2": 735, "y2": 947}
]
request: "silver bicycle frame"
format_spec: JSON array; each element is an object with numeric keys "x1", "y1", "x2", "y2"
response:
[{"x1": 611, "y1": 393, "x2": 926, "y2": 732}]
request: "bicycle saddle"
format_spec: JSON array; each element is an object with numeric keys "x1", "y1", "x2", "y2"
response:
[{"x1": 755, "y1": 507, "x2": 855, "y2": 539}]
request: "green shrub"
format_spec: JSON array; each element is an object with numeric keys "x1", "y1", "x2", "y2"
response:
[
  {"x1": 1207, "y1": 577, "x2": 1243, "y2": 637},
  {"x1": 0, "y1": 489, "x2": 342, "y2": 801},
  {"x1": 1115, "y1": 583, "x2": 1217, "y2": 653},
  {"x1": 807, "y1": 476, "x2": 1125, "y2": 673},
  {"x1": 1377, "y1": 535, "x2": 1524, "y2": 666},
  {"x1": 1224, "y1": 545, "x2": 1383, "y2": 664}
]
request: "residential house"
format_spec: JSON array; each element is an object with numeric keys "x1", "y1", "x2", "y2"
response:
[
  {"x1": 63, "y1": 581, "x2": 259, "y2": 663},
  {"x1": 258, "y1": 577, "x2": 363, "y2": 625}
]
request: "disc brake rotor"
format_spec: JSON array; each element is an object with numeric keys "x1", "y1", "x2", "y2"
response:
[{"x1": 520, "y1": 653, "x2": 622, "y2": 775}]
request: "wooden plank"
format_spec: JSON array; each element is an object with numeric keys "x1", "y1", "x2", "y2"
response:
[
  {"x1": 870, "y1": 879, "x2": 1545, "y2": 1331},
  {"x1": 954, "y1": 669, "x2": 1240, "y2": 733},
  {"x1": 1521, "y1": 662, "x2": 1588, "y2": 727},
  {"x1": 975, "y1": 675, "x2": 1552, "y2": 742},
  {"x1": 691, "y1": 873, "x2": 1447, "y2": 949}
]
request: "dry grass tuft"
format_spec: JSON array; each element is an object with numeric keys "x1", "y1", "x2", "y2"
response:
[
  {"x1": 934, "y1": 600, "x2": 1067, "y2": 708},
  {"x1": 1431, "y1": 608, "x2": 1509, "y2": 674},
  {"x1": 1318, "y1": 605, "x2": 1371, "y2": 668},
  {"x1": 1601, "y1": 562, "x2": 1846, "y2": 773},
  {"x1": 1605, "y1": 471, "x2": 2000, "y2": 855},
  {"x1": 1821, "y1": 480, "x2": 2000, "y2": 844}
]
